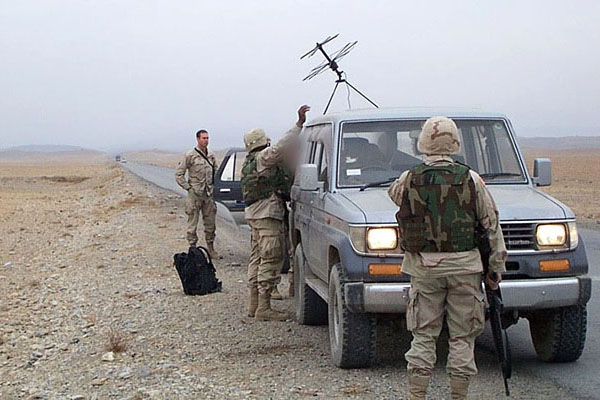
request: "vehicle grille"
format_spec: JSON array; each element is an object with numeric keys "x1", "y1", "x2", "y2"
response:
[{"x1": 501, "y1": 223, "x2": 536, "y2": 251}]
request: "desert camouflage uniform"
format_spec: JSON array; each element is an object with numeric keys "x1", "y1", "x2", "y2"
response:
[
  {"x1": 245, "y1": 125, "x2": 301, "y2": 296},
  {"x1": 389, "y1": 155, "x2": 507, "y2": 384},
  {"x1": 175, "y1": 148, "x2": 218, "y2": 247}
]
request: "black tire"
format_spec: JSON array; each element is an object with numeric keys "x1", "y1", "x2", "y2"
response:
[
  {"x1": 528, "y1": 305, "x2": 587, "y2": 362},
  {"x1": 294, "y1": 244, "x2": 327, "y2": 325},
  {"x1": 328, "y1": 263, "x2": 376, "y2": 368}
]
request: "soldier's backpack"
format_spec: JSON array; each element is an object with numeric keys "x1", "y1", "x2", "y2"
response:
[{"x1": 173, "y1": 246, "x2": 222, "y2": 295}]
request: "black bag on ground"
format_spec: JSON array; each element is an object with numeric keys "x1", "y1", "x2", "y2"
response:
[{"x1": 173, "y1": 246, "x2": 222, "y2": 295}]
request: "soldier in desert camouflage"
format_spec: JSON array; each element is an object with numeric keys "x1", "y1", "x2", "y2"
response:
[
  {"x1": 388, "y1": 116, "x2": 507, "y2": 400},
  {"x1": 242, "y1": 105, "x2": 310, "y2": 321},
  {"x1": 175, "y1": 129, "x2": 221, "y2": 259}
]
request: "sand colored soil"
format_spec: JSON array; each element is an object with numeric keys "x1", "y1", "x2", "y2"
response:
[{"x1": 523, "y1": 148, "x2": 600, "y2": 222}]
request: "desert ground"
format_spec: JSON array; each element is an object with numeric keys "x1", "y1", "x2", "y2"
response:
[
  {"x1": 0, "y1": 149, "x2": 594, "y2": 399},
  {"x1": 522, "y1": 148, "x2": 600, "y2": 225}
]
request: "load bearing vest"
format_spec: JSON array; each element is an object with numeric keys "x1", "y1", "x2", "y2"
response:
[
  {"x1": 397, "y1": 163, "x2": 478, "y2": 253},
  {"x1": 241, "y1": 152, "x2": 293, "y2": 205}
]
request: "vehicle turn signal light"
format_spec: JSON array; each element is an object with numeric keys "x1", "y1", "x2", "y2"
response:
[
  {"x1": 369, "y1": 264, "x2": 402, "y2": 275},
  {"x1": 539, "y1": 259, "x2": 570, "y2": 272}
]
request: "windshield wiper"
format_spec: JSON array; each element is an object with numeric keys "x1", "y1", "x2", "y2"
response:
[
  {"x1": 479, "y1": 172, "x2": 522, "y2": 179},
  {"x1": 359, "y1": 177, "x2": 398, "y2": 191}
]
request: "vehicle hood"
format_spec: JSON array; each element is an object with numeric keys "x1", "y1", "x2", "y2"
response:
[
  {"x1": 340, "y1": 184, "x2": 572, "y2": 224},
  {"x1": 488, "y1": 185, "x2": 572, "y2": 221}
]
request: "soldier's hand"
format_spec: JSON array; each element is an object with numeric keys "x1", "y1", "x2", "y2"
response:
[
  {"x1": 486, "y1": 271, "x2": 502, "y2": 291},
  {"x1": 296, "y1": 105, "x2": 311, "y2": 127}
]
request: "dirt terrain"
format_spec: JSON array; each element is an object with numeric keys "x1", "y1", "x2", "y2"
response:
[
  {"x1": 0, "y1": 156, "x2": 580, "y2": 399},
  {"x1": 522, "y1": 148, "x2": 600, "y2": 224}
]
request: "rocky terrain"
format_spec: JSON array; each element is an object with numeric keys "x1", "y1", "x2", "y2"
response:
[{"x1": 0, "y1": 158, "x2": 579, "y2": 399}]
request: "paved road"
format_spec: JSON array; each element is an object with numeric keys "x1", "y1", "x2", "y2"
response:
[
  {"x1": 120, "y1": 161, "x2": 240, "y2": 226},
  {"x1": 121, "y1": 161, "x2": 600, "y2": 399},
  {"x1": 498, "y1": 227, "x2": 600, "y2": 400}
]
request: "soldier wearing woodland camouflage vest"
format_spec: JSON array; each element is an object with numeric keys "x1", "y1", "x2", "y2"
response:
[
  {"x1": 242, "y1": 105, "x2": 310, "y2": 322},
  {"x1": 388, "y1": 116, "x2": 507, "y2": 400}
]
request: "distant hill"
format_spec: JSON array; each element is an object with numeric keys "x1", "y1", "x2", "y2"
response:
[
  {"x1": 0, "y1": 145, "x2": 108, "y2": 163},
  {"x1": 518, "y1": 136, "x2": 600, "y2": 150},
  {"x1": 0, "y1": 144, "x2": 86, "y2": 153}
]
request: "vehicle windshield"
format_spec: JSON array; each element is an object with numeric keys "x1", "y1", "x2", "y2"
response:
[{"x1": 338, "y1": 119, "x2": 526, "y2": 187}]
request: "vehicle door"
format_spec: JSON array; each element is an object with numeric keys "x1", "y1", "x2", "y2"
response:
[
  {"x1": 303, "y1": 124, "x2": 333, "y2": 282},
  {"x1": 214, "y1": 148, "x2": 246, "y2": 212}
]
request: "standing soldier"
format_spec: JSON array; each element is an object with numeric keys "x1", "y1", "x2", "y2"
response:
[
  {"x1": 242, "y1": 105, "x2": 310, "y2": 321},
  {"x1": 388, "y1": 117, "x2": 507, "y2": 400},
  {"x1": 175, "y1": 129, "x2": 221, "y2": 259}
]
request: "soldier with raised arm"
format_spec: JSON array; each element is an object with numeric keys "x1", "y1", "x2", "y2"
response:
[
  {"x1": 242, "y1": 105, "x2": 310, "y2": 321},
  {"x1": 388, "y1": 116, "x2": 507, "y2": 400},
  {"x1": 175, "y1": 129, "x2": 221, "y2": 259}
]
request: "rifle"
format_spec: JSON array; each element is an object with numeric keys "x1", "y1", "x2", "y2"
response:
[{"x1": 478, "y1": 228, "x2": 512, "y2": 396}]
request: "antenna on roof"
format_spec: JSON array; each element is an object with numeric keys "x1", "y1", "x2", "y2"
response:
[{"x1": 301, "y1": 34, "x2": 378, "y2": 114}]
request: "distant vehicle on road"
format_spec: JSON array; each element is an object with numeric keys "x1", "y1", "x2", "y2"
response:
[{"x1": 291, "y1": 108, "x2": 591, "y2": 368}]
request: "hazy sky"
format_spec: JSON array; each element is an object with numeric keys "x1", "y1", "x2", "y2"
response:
[{"x1": 1, "y1": 1, "x2": 599, "y2": 152}]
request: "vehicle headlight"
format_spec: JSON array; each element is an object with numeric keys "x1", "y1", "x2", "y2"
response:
[
  {"x1": 366, "y1": 227, "x2": 398, "y2": 250},
  {"x1": 568, "y1": 222, "x2": 578, "y2": 249},
  {"x1": 536, "y1": 224, "x2": 567, "y2": 246}
]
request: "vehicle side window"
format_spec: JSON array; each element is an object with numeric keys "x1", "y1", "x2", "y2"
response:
[
  {"x1": 221, "y1": 155, "x2": 235, "y2": 181},
  {"x1": 308, "y1": 142, "x2": 317, "y2": 163},
  {"x1": 234, "y1": 151, "x2": 246, "y2": 181},
  {"x1": 317, "y1": 143, "x2": 329, "y2": 191},
  {"x1": 220, "y1": 151, "x2": 246, "y2": 182}
]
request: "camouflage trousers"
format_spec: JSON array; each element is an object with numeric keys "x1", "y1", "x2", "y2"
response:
[
  {"x1": 185, "y1": 190, "x2": 217, "y2": 246},
  {"x1": 274, "y1": 222, "x2": 294, "y2": 286},
  {"x1": 247, "y1": 218, "x2": 285, "y2": 295},
  {"x1": 405, "y1": 273, "x2": 485, "y2": 379}
]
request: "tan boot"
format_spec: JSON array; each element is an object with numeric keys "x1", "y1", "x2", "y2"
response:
[
  {"x1": 206, "y1": 242, "x2": 222, "y2": 259},
  {"x1": 288, "y1": 271, "x2": 295, "y2": 297},
  {"x1": 271, "y1": 286, "x2": 283, "y2": 300},
  {"x1": 248, "y1": 288, "x2": 259, "y2": 317},
  {"x1": 450, "y1": 376, "x2": 470, "y2": 400},
  {"x1": 255, "y1": 292, "x2": 288, "y2": 321},
  {"x1": 408, "y1": 374, "x2": 430, "y2": 400}
]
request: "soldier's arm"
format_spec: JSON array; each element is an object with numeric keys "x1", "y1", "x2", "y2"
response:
[
  {"x1": 257, "y1": 125, "x2": 302, "y2": 170},
  {"x1": 387, "y1": 171, "x2": 409, "y2": 207},
  {"x1": 257, "y1": 105, "x2": 310, "y2": 171},
  {"x1": 472, "y1": 171, "x2": 507, "y2": 274},
  {"x1": 175, "y1": 154, "x2": 191, "y2": 190}
]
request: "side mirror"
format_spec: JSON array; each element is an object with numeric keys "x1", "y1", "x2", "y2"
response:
[
  {"x1": 296, "y1": 164, "x2": 320, "y2": 191},
  {"x1": 533, "y1": 158, "x2": 552, "y2": 186}
]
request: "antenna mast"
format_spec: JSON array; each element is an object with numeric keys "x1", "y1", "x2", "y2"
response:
[{"x1": 301, "y1": 34, "x2": 378, "y2": 114}]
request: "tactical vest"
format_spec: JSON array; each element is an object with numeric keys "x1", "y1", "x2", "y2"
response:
[
  {"x1": 396, "y1": 163, "x2": 477, "y2": 253},
  {"x1": 241, "y1": 151, "x2": 293, "y2": 206}
]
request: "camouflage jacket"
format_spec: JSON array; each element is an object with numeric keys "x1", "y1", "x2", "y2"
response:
[
  {"x1": 388, "y1": 155, "x2": 507, "y2": 277},
  {"x1": 175, "y1": 148, "x2": 219, "y2": 197},
  {"x1": 245, "y1": 125, "x2": 301, "y2": 221}
]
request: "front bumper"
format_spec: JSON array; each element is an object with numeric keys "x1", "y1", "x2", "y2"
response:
[{"x1": 344, "y1": 276, "x2": 591, "y2": 314}]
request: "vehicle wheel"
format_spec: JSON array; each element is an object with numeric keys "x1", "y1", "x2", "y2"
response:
[
  {"x1": 328, "y1": 263, "x2": 376, "y2": 368},
  {"x1": 294, "y1": 244, "x2": 327, "y2": 325},
  {"x1": 528, "y1": 305, "x2": 587, "y2": 362}
]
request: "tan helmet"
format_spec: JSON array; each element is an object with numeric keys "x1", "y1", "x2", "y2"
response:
[
  {"x1": 417, "y1": 116, "x2": 460, "y2": 155},
  {"x1": 244, "y1": 128, "x2": 269, "y2": 152}
]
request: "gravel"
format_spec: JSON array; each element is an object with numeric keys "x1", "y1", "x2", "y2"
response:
[{"x1": 0, "y1": 162, "x2": 578, "y2": 399}]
